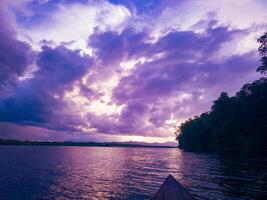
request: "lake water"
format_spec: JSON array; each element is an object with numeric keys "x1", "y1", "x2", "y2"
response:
[{"x1": 0, "y1": 146, "x2": 266, "y2": 200}]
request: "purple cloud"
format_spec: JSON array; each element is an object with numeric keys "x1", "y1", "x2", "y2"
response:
[
  {"x1": 0, "y1": 45, "x2": 93, "y2": 132},
  {"x1": 0, "y1": 6, "x2": 33, "y2": 89},
  {"x1": 0, "y1": 0, "x2": 265, "y2": 142},
  {"x1": 89, "y1": 27, "x2": 150, "y2": 65},
  {"x1": 112, "y1": 25, "x2": 252, "y2": 103},
  {"x1": 36, "y1": 45, "x2": 92, "y2": 92},
  {"x1": 102, "y1": 24, "x2": 258, "y2": 135}
]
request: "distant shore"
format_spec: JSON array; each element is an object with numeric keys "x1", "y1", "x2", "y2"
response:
[{"x1": 0, "y1": 139, "x2": 177, "y2": 148}]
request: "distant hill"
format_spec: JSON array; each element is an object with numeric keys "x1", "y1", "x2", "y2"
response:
[
  {"x1": 0, "y1": 138, "x2": 177, "y2": 148},
  {"x1": 117, "y1": 141, "x2": 177, "y2": 147}
]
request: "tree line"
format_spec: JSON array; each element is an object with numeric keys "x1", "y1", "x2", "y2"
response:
[{"x1": 176, "y1": 32, "x2": 267, "y2": 156}]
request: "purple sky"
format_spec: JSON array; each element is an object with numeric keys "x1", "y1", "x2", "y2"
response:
[{"x1": 0, "y1": 0, "x2": 266, "y2": 143}]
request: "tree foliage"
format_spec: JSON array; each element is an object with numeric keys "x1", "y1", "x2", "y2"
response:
[{"x1": 176, "y1": 78, "x2": 267, "y2": 156}]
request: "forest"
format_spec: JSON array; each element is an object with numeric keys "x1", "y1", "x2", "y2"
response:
[{"x1": 176, "y1": 32, "x2": 267, "y2": 156}]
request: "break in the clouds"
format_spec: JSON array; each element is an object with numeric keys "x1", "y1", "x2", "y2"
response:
[{"x1": 0, "y1": 0, "x2": 266, "y2": 142}]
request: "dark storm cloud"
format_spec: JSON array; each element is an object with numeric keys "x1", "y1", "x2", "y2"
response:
[
  {"x1": 151, "y1": 26, "x2": 238, "y2": 62},
  {"x1": 36, "y1": 45, "x2": 92, "y2": 92},
  {"x1": 0, "y1": 7, "x2": 33, "y2": 88},
  {"x1": 89, "y1": 27, "x2": 150, "y2": 65},
  {"x1": 0, "y1": 45, "x2": 93, "y2": 130}
]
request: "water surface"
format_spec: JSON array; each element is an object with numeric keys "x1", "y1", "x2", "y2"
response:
[{"x1": 0, "y1": 146, "x2": 266, "y2": 200}]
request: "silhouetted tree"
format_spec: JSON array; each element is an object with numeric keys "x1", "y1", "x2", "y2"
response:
[{"x1": 176, "y1": 78, "x2": 267, "y2": 156}]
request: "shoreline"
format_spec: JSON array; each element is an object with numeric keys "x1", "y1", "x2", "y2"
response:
[{"x1": 0, "y1": 139, "x2": 177, "y2": 149}]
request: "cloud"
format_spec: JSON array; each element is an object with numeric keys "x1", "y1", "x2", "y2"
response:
[
  {"x1": 17, "y1": 1, "x2": 131, "y2": 53},
  {"x1": 89, "y1": 27, "x2": 149, "y2": 65},
  {"x1": 112, "y1": 24, "x2": 247, "y2": 103},
  {"x1": 94, "y1": 23, "x2": 259, "y2": 137},
  {"x1": 0, "y1": 4, "x2": 33, "y2": 89},
  {"x1": 0, "y1": 121, "x2": 102, "y2": 142},
  {"x1": 0, "y1": 44, "x2": 93, "y2": 132},
  {"x1": 153, "y1": 0, "x2": 267, "y2": 32},
  {"x1": 0, "y1": 0, "x2": 266, "y2": 142}
]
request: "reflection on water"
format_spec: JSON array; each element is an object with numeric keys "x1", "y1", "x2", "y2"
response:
[{"x1": 0, "y1": 146, "x2": 266, "y2": 200}]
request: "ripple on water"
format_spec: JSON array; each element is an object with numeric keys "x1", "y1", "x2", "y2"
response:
[{"x1": 0, "y1": 146, "x2": 266, "y2": 200}]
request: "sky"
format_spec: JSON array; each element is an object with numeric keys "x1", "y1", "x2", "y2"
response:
[{"x1": 0, "y1": 0, "x2": 266, "y2": 143}]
